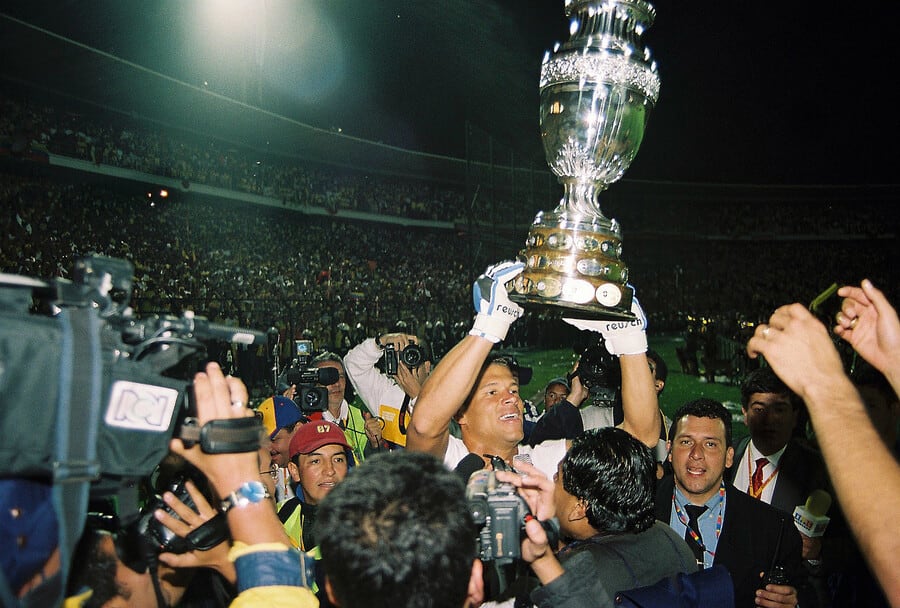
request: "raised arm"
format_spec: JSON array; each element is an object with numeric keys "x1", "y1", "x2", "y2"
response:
[
  {"x1": 565, "y1": 295, "x2": 660, "y2": 448},
  {"x1": 748, "y1": 303, "x2": 900, "y2": 605},
  {"x1": 407, "y1": 334, "x2": 495, "y2": 458},
  {"x1": 406, "y1": 261, "x2": 524, "y2": 458}
]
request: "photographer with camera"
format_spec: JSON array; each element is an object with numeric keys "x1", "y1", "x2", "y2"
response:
[
  {"x1": 304, "y1": 351, "x2": 374, "y2": 463},
  {"x1": 343, "y1": 331, "x2": 433, "y2": 449}
]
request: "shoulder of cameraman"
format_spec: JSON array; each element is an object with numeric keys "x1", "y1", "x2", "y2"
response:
[
  {"x1": 527, "y1": 400, "x2": 584, "y2": 446},
  {"x1": 343, "y1": 337, "x2": 385, "y2": 372}
]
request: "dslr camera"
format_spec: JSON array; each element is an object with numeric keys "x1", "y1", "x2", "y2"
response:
[{"x1": 383, "y1": 342, "x2": 427, "y2": 376}]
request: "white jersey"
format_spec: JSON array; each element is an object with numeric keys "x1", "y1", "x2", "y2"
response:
[{"x1": 443, "y1": 434, "x2": 567, "y2": 480}]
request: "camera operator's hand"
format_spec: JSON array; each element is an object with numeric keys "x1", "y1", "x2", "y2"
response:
[
  {"x1": 566, "y1": 362, "x2": 590, "y2": 407},
  {"x1": 394, "y1": 359, "x2": 426, "y2": 399},
  {"x1": 281, "y1": 383, "x2": 296, "y2": 401},
  {"x1": 362, "y1": 411, "x2": 385, "y2": 448},
  {"x1": 563, "y1": 294, "x2": 648, "y2": 355},
  {"x1": 470, "y1": 261, "x2": 525, "y2": 343},
  {"x1": 493, "y1": 460, "x2": 556, "y2": 523},
  {"x1": 171, "y1": 362, "x2": 290, "y2": 548},
  {"x1": 378, "y1": 332, "x2": 416, "y2": 351},
  {"x1": 170, "y1": 363, "x2": 256, "y2": 496},
  {"x1": 156, "y1": 480, "x2": 237, "y2": 585},
  {"x1": 494, "y1": 463, "x2": 564, "y2": 583}
]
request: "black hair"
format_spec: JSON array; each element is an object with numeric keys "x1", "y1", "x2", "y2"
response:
[
  {"x1": 562, "y1": 427, "x2": 656, "y2": 534},
  {"x1": 647, "y1": 350, "x2": 668, "y2": 384},
  {"x1": 671, "y1": 398, "x2": 733, "y2": 448},
  {"x1": 739, "y1": 366, "x2": 800, "y2": 410},
  {"x1": 315, "y1": 451, "x2": 477, "y2": 608},
  {"x1": 66, "y1": 529, "x2": 124, "y2": 608}
]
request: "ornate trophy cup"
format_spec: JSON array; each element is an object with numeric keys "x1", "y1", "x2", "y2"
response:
[{"x1": 509, "y1": 0, "x2": 660, "y2": 320}]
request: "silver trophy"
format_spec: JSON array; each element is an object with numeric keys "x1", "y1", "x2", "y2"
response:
[{"x1": 509, "y1": 0, "x2": 660, "y2": 320}]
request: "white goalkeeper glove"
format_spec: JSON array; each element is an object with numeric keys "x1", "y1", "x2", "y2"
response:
[
  {"x1": 469, "y1": 261, "x2": 525, "y2": 343},
  {"x1": 563, "y1": 293, "x2": 648, "y2": 355}
]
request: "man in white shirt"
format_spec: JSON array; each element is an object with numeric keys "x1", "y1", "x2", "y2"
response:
[{"x1": 342, "y1": 331, "x2": 433, "y2": 448}]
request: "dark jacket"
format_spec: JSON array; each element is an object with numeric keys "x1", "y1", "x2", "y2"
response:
[
  {"x1": 655, "y1": 475, "x2": 811, "y2": 608},
  {"x1": 730, "y1": 437, "x2": 829, "y2": 515}
]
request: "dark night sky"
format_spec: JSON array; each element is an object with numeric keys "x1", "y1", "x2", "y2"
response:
[{"x1": 3, "y1": 1, "x2": 899, "y2": 185}]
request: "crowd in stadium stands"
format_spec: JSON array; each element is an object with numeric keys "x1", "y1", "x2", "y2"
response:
[
  {"x1": 0, "y1": 88, "x2": 467, "y2": 221},
  {"x1": 2, "y1": 86, "x2": 898, "y2": 359},
  {"x1": 0, "y1": 175, "x2": 474, "y2": 344}
]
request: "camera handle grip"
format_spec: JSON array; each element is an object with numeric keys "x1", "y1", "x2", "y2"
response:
[{"x1": 179, "y1": 417, "x2": 264, "y2": 454}]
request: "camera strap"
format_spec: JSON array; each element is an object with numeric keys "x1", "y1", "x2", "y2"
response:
[
  {"x1": 178, "y1": 417, "x2": 264, "y2": 454},
  {"x1": 398, "y1": 394, "x2": 411, "y2": 435},
  {"x1": 47, "y1": 308, "x2": 102, "y2": 608}
]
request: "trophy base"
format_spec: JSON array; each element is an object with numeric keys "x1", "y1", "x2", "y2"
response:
[{"x1": 509, "y1": 292, "x2": 636, "y2": 322}]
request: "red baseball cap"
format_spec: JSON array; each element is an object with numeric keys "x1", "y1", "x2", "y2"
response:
[{"x1": 289, "y1": 421, "x2": 350, "y2": 458}]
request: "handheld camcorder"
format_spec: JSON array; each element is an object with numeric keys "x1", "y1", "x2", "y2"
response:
[
  {"x1": 465, "y1": 456, "x2": 558, "y2": 566},
  {"x1": 283, "y1": 365, "x2": 340, "y2": 413},
  {"x1": 383, "y1": 342, "x2": 427, "y2": 376},
  {"x1": 280, "y1": 340, "x2": 340, "y2": 413}
]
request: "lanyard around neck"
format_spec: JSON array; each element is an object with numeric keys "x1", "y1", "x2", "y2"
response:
[
  {"x1": 747, "y1": 453, "x2": 780, "y2": 499},
  {"x1": 673, "y1": 484, "x2": 726, "y2": 559}
]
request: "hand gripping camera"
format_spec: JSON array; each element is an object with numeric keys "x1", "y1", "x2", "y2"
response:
[{"x1": 383, "y1": 342, "x2": 427, "y2": 376}]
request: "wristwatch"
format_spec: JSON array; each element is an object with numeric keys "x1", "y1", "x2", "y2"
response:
[{"x1": 220, "y1": 481, "x2": 271, "y2": 513}]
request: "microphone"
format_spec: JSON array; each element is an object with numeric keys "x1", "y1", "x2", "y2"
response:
[
  {"x1": 793, "y1": 489, "x2": 832, "y2": 537},
  {"x1": 455, "y1": 453, "x2": 486, "y2": 484}
]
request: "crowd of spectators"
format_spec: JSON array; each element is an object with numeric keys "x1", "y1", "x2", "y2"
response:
[
  {"x1": 0, "y1": 88, "x2": 468, "y2": 222},
  {"x1": 0, "y1": 175, "x2": 475, "y2": 357},
  {"x1": 2, "y1": 84, "x2": 897, "y2": 362}
]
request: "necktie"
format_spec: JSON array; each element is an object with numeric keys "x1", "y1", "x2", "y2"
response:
[
  {"x1": 684, "y1": 504, "x2": 707, "y2": 568},
  {"x1": 750, "y1": 457, "x2": 769, "y2": 498}
]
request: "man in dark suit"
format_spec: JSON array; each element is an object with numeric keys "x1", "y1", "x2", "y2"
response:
[
  {"x1": 731, "y1": 365, "x2": 837, "y2": 601},
  {"x1": 656, "y1": 398, "x2": 809, "y2": 608},
  {"x1": 732, "y1": 367, "x2": 829, "y2": 516}
]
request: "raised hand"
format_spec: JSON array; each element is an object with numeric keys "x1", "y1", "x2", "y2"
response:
[{"x1": 470, "y1": 260, "x2": 525, "y2": 343}]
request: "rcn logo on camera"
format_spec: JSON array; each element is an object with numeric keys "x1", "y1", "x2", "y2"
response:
[{"x1": 104, "y1": 381, "x2": 181, "y2": 432}]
